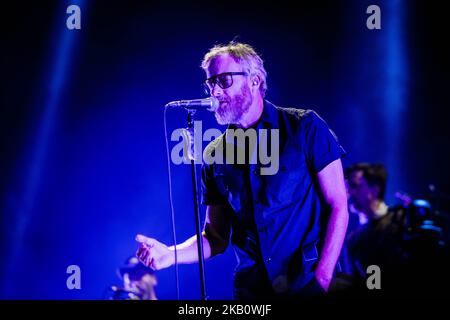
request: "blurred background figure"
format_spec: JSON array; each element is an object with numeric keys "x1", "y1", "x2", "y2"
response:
[
  {"x1": 330, "y1": 163, "x2": 388, "y2": 290},
  {"x1": 345, "y1": 163, "x2": 389, "y2": 234},
  {"x1": 106, "y1": 256, "x2": 158, "y2": 300},
  {"x1": 341, "y1": 162, "x2": 450, "y2": 297}
]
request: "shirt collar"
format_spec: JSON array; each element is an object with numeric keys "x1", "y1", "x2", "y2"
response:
[
  {"x1": 224, "y1": 100, "x2": 279, "y2": 155},
  {"x1": 226, "y1": 99, "x2": 279, "y2": 131},
  {"x1": 257, "y1": 99, "x2": 279, "y2": 130}
]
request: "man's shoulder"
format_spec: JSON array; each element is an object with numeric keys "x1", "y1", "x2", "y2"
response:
[
  {"x1": 355, "y1": 206, "x2": 406, "y2": 235},
  {"x1": 271, "y1": 102, "x2": 309, "y2": 118},
  {"x1": 377, "y1": 205, "x2": 407, "y2": 229},
  {"x1": 270, "y1": 102, "x2": 322, "y2": 126}
]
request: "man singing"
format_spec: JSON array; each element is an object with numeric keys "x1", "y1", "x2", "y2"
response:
[{"x1": 136, "y1": 41, "x2": 348, "y2": 299}]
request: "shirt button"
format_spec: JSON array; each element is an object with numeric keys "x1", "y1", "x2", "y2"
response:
[{"x1": 266, "y1": 257, "x2": 272, "y2": 263}]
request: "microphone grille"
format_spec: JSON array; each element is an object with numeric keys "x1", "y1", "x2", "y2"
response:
[{"x1": 208, "y1": 97, "x2": 219, "y2": 112}]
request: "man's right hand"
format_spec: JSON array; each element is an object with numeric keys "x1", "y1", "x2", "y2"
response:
[{"x1": 135, "y1": 234, "x2": 175, "y2": 270}]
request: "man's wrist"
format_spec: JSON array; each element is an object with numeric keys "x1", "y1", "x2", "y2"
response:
[
  {"x1": 314, "y1": 264, "x2": 334, "y2": 290},
  {"x1": 315, "y1": 263, "x2": 333, "y2": 279}
]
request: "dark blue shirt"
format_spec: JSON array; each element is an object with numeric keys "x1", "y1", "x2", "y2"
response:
[{"x1": 201, "y1": 100, "x2": 345, "y2": 298}]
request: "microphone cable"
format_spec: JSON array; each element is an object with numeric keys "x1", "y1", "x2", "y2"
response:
[{"x1": 163, "y1": 106, "x2": 180, "y2": 300}]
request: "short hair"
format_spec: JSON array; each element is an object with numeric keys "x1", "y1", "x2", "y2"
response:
[
  {"x1": 345, "y1": 163, "x2": 388, "y2": 200},
  {"x1": 201, "y1": 41, "x2": 268, "y2": 97}
]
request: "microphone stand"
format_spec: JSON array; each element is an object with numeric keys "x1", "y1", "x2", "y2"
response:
[{"x1": 186, "y1": 109, "x2": 208, "y2": 301}]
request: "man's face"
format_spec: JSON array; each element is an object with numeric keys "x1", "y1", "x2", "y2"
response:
[
  {"x1": 346, "y1": 170, "x2": 377, "y2": 214},
  {"x1": 206, "y1": 54, "x2": 253, "y2": 125}
]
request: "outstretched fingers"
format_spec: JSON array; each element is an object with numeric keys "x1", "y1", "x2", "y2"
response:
[{"x1": 135, "y1": 234, "x2": 157, "y2": 247}]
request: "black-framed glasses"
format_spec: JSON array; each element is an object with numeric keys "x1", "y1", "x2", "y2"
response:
[{"x1": 202, "y1": 72, "x2": 248, "y2": 95}]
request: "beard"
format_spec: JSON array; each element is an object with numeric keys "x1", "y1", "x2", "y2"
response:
[{"x1": 214, "y1": 83, "x2": 252, "y2": 125}]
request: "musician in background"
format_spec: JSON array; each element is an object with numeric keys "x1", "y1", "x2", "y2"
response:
[
  {"x1": 329, "y1": 163, "x2": 388, "y2": 291},
  {"x1": 345, "y1": 163, "x2": 449, "y2": 297},
  {"x1": 109, "y1": 256, "x2": 158, "y2": 300},
  {"x1": 345, "y1": 163, "x2": 388, "y2": 233}
]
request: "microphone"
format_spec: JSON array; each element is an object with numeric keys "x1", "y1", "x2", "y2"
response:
[{"x1": 165, "y1": 97, "x2": 219, "y2": 111}]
